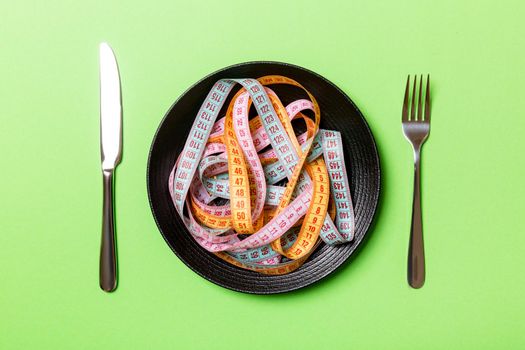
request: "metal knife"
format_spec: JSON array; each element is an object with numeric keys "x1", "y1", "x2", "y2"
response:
[{"x1": 99, "y1": 42, "x2": 122, "y2": 292}]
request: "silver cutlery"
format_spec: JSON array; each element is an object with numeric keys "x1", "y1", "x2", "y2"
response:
[
  {"x1": 402, "y1": 75, "x2": 431, "y2": 289},
  {"x1": 99, "y1": 42, "x2": 122, "y2": 292}
]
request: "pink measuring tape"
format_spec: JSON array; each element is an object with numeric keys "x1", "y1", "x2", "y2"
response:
[{"x1": 168, "y1": 75, "x2": 355, "y2": 275}]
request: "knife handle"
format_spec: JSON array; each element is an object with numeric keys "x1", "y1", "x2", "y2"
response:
[{"x1": 100, "y1": 169, "x2": 117, "y2": 292}]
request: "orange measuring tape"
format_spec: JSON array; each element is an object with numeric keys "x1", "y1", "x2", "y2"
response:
[{"x1": 169, "y1": 76, "x2": 355, "y2": 275}]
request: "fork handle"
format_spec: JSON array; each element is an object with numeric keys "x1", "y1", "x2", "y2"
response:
[
  {"x1": 100, "y1": 169, "x2": 117, "y2": 292},
  {"x1": 408, "y1": 151, "x2": 425, "y2": 288}
]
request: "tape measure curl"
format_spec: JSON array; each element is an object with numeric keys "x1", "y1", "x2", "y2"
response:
[{"x1": 168, "y1": 76, "x2": 355, "y2": 274}]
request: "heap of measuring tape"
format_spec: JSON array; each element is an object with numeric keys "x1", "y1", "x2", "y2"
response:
[{"x1": 169, "y1": 75, "x2": 355, "y2": 275}]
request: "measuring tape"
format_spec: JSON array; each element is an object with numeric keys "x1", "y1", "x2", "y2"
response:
[{"x1": 168, "y1": 76, "x2": 355, "y2": 275}]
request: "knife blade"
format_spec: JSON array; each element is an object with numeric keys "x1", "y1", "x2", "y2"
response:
[{"x1": 99, "y1": 42, "x2": 122, "y2": 292}]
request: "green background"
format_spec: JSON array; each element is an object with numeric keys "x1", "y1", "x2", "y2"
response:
[{"x1": 1, "y1": 0, "x2": 524, "y2": 349}]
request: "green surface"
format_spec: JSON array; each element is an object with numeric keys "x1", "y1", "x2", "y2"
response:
[{"x1": 1, "y1": 0, "x2": 524, "y2": 349}]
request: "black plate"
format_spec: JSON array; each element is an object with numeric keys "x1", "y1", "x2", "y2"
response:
[{"x1": 147, "y1": 62, "x2": 381, "y2": 294}]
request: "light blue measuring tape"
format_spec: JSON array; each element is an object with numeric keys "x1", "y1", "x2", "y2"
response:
[{"x1": 168, "y1": 76, "x2": 355, "y2": 274}]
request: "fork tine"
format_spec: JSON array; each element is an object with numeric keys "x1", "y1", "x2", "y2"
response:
[
  {"x1": 425, "y1": 75, "x2": 431, "y2": 122},
  {"x1": 410, "y1": 75, "x2": 417, "y2": 121},
  {"x1": 402, "y1": 75, "x2": 410, "y2": 122},
  {"x1": 417, "y1": 75, "x2": 423, "y2": 122}
]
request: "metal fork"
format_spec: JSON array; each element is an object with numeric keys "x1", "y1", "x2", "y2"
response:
[{"x1": 402, "y1": 75, "x2": 431, "y2": 289}]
